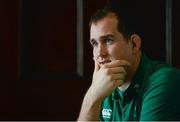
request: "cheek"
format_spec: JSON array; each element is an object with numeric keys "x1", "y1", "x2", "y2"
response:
[
  {"x1": 108, "y1": 44, "x2": 132, "y2": 60},
  {"x1": 108, "y1": 48, "x2": 122, "y2": 59},
  {"x1": 108, "y1": 45, "x2": 123, "y2": 57}
]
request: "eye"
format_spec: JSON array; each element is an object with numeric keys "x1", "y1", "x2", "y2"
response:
[
  {"x1": 90, "y1": 40, "x2": 98, "y2": 47},
  {"x1": 105, "y1": 38, "x2": 113, "y2": 45}
]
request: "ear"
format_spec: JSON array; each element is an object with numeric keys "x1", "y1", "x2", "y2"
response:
[{"x1": 130, "y1": 34, "x2": 141, "y2": 50}]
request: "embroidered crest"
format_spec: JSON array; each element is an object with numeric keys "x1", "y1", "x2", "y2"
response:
[{"x1": 102, "y1": 108, "x2": 112, "y2": 119}]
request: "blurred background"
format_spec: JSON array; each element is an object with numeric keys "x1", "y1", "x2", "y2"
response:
[{"x1": 0, "y1": 0, "x2": 179, "y2": 120}]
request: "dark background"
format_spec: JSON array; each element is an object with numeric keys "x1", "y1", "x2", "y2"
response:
[{"x1": 0, "y1": 0, "x2": 179, "y2": 120}]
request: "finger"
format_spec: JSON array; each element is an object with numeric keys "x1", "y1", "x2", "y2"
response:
[
  {"x1": 111, "y1": 73, "x2": 126, "y2": 81},
  {"x1": 104, "y1": 60, "x2": 131, "y2": 68},
  {"x1": 93, "y1": 57, "x2": 100, "y2": 72},
  {"x1": 108, "y1": 67, "x2": 127, "y2": 74}
]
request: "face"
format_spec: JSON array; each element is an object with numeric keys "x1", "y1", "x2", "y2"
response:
[{"x1": 90, "y1": 13, "x2": 136, "y2": 68}]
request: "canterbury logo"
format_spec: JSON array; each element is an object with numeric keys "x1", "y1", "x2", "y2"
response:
[{"x1": 102, "y1": 108, "x2": 112, "y2": 119}]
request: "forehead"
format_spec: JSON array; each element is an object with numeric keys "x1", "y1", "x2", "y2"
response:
[{"x1": 90, "y1": 14, "x2": 119, "y2": 39}]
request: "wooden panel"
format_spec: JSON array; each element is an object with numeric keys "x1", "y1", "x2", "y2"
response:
[
  {"x1": 172, "y1": 0, "x2": 180, "y2": 68},
  {"x1": 17, "y1": 79, "x2": 88, "y2": 120},
  {"x1": 0, "y1": 0, "x2": 18, "y2": 80},
  {"x1": 139, "y1": 0, "x2": 166, "y2": 61},
  {"x1": 0, "y1": 0, "x2": 18, "y2": 120},
  {"x1": 20, "y1": 0, "x2": 77, "y2": 80},
  {"x1": 140, "y1": 0, "x2": 166, "y2": 61},
  {"x1": 17, "y1": 0, "x2": 89, "y2": 120}
]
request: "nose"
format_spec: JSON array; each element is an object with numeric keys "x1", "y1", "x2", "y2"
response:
[{"x1": 95, "y1": 43, "x2": 107, "y2": 57}]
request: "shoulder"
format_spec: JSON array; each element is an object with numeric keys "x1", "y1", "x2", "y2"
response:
[
  {"x1": 147, "y1": 64, "x2": 180, "y2": 87},
  {"x1": 152, "y1": 64, "x2": 180, "y2": 77},
  {"x1": 139, "y1": 64, "x2": 180, "y2": 120},
  {"x1": 141, "y1": 63, "x2": 180, "y2": 105},
  {"x1": 140, "y1": 62, "x2": 180, "y2": 104}
]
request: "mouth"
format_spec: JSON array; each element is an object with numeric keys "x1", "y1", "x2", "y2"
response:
[{"x1": 99, "y1": 60, "x2": 111, "y2": 66}]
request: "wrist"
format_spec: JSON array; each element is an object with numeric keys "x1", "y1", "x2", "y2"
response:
[{"x1": 85, "y1": 87, "x2": 104, "y2": 104}]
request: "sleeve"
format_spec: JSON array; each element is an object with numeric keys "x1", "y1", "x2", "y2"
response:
[{"x1": 140, "y1": 68, "x2": 180, "y2": 121}]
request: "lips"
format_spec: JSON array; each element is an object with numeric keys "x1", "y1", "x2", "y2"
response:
[{"x1": 99, "y1": 60, "x2": 111, "y2": 65}]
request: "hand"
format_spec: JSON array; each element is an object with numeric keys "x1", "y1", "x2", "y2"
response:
[{"x1": 88, "y1": 58, "x2": 131, "y2": 102}]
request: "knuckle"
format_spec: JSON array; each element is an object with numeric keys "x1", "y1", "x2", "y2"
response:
[{"x1": 102, "y1": 65, "x2": 106, "y2": 69}]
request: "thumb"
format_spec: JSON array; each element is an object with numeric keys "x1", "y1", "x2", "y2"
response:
[{"x1": 93, "y1": 57, "x2": 100, "y2": 72}]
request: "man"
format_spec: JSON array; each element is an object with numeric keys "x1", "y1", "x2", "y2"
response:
[{"x1": 78, "y1": 1, "x2": 180, "y2": 121}]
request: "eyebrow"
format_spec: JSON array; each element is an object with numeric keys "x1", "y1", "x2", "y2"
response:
[
  {"x1": 101, "y1": 34, "x2": 114, "y2": 39},
  {"x1": 89, "y1": 34, "x2": 114, "y2": 43}
]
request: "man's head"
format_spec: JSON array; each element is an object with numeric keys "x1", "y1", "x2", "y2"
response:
[
  {"x1": 89, "y1": 0, "x2": 143, "y2": 40},
  {"x1": 89, "y1": 7, "x2": 142, "y2": 79}
]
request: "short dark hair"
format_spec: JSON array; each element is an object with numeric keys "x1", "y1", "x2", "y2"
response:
[{"x1": 89, "y1": 0, "x2": 143, "y2": 39}]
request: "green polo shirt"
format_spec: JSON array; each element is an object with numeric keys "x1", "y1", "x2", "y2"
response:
[{"x1": 100, "y1": 54, "x2": 180, "y2": 121}]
